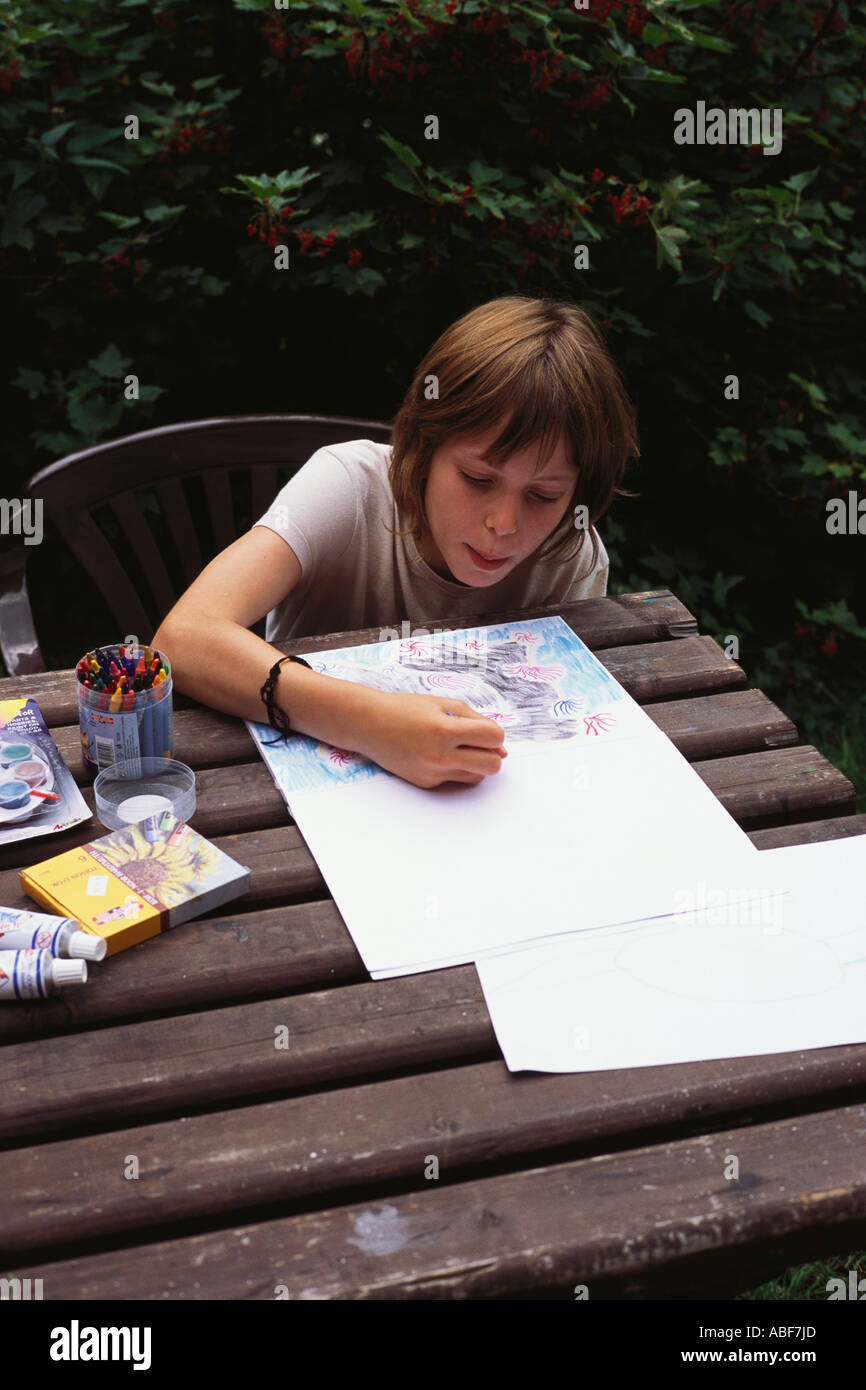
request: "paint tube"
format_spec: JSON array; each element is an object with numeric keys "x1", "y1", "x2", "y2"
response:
[
  {"x1": 0, "y1": 908, "x2": 106, "y2": 961},
  {"x1": 0, "y1": 949, "x2": 87, "y2": 1001}
]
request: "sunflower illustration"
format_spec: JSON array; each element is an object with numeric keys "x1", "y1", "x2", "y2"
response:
[{"x1": 95, "y1": 822, "x2": 223, "y2": 908}]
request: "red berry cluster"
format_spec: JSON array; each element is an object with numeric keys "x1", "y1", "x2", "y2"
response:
[
  {"x1": 583, "y1": 0, "x2": 648, "y2": 35},
  {"x1": 606, "y1": 186, "x2": 651, "y2": 226},
  {"x1": 293, "y1": 226, "x2": 339, "y2": 258},
  {"x1": 90, "y1": 253, "x2": 145, "y2": 298},
  {"x1": 526, "y1": 123, "x2": 553, "y2": 148},
  {"x1": 262, "y1": 17, "x2": 289, "y2": 58},
  {"x1": 793, "y1": 621, "x2": 838, "y2": 658},
  {"x1": 347, "y1": 248, "x2": 362, "y2": 268},
  {"x1": 262, "y1": 19, "x2": 315, "y2": 76},
  {"x1": 471, "y1": 11, "x2": 509, "y2": 38},
  {"x1": 154, "y1": 9, "x2": 177, "y2": 35},
  {"x1": 570, "y1": 74, "x2": 611, "y2": 113},
  {"x1": 0, "y1": 56, "x2": 20, "y2": 92},
  {"x1": 247, "y1": 202, "x2": 294, "y2": 248},
  {"x1": 521, "y1": 47, "x2": 563, "y2": 94},
  {"x1": 526, "y1": 212, "x2": 571, "y2": 243},
  {"x1": 812, "y1": 8, "x2": 845, "y2": 33},
  {"x1": 158, "y1": 120, "x2": 230, "y2": 160},
  {"x1": 343, "y1": 5, "x2": 515, "y2": 98},
  {"x1": 110, "y1": 251, "x2": 146, "y2": 277}
]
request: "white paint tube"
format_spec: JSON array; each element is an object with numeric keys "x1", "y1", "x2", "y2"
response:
[
  {"x1": 0, "y1": 949, "x2": 87, "y2": 1001},
  {"x1": 0, "y1": 907, "x2": 106, "y2": 961}
]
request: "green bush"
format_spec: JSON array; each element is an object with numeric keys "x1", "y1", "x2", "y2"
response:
[{"x1": 2, "y1": 0, "x2": 864, "y2": 727}]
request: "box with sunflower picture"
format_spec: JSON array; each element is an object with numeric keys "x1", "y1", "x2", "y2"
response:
[{"x1": 19, "y1": 811, "x2": 251, "y2": 956}]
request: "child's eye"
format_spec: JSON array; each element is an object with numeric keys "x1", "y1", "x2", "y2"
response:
[{"x1": 459, "y1": 471, "x2": 559, "y2": 504}]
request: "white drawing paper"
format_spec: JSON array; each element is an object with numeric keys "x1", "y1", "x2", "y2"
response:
[
  {"x1": 248, "y1": 616, "x2": 762, "y2": 977},
  {"x1": 474, "y1": 834, "x2": 866, "y2": 1073}
]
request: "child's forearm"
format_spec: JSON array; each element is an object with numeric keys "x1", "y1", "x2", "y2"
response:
[{"x1": 152, "y1": 615, "x2": 384, "y2": 752}]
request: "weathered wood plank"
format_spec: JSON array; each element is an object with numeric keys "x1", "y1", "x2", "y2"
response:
[
  {"x1": 0, "y1": 590, "x2": 697, "y2": 725},
  {"x1": 6, "y1": 1101, "x2": 866, "y2": 1298},
  {"x1": 2, "y1": 1047, "x2": 865, "y2": 1260},
  {"x1": 44, "y1": 686, "x2": 797, "y2": 785},
  {"x1": 4, "y1": 863, "x2": 866, "y2": 1148},
  {"x1": 749, "y1": 815, "x2": 866, "y2": 849},
  {"x1": 0, "y1": 970, "x2": 495, "y2": 1142},
  {"x1": 641, "y1": 688, "x2": 797, "y2": 759},
  {"x1": 0, "y1": 901, "x2": 364, "y2": 1042},
  {"x1": 692, "y1": 745, "x2": 856, "y2": 829},
  {"x1": 3, "y1": 810, "x2": 864, "y2": 1046}
]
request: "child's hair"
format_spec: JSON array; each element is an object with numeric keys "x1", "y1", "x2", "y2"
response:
[{"x1": 386, "y1": 294, "x2": 640, "y2": 571}]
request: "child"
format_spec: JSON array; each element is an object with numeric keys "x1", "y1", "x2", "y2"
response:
[{"x1": 153, "y1": 294, "x2": 639, "y2": 790}]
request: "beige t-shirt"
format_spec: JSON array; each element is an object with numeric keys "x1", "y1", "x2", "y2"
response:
[{"x1": 252, "y1": 439, "x2": 609, "y2": 644}]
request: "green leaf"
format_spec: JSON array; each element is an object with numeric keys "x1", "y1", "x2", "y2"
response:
[
  {"x1": 744, "y1": 299, "x2": 772, "y2": 327},
  {"x1": 139, "y1": 76, "x2": 176, "y2": 97},
  {"x1": 381, "y1": 166, "x2": 418, "y2": 196},
  {"x1": 97, "y1": 212, "x2": 142, "y2": 229},
  {"x1": 42, "y1": 121, "x2": 76, "y2": 147},
  {"x1": 68, "y1": 156, "x2": 130, "y2": 173},
  {"x1": 799, "y1": 452, "x2": 828, "y2": 476},
  {"x1": 378, "y1": 133, "x2": 421, "y2": 171},
  {"x1": 788, "y1": 372, "x2": 827, "y2": 405},
  {"x1": 1, "y1": 193, "x2": 47, "y2": 248},
  {"x1": 475, "y1": 190, "x2": 504, "y2": 219},
  {"x1": 67, "y1": 393, "x2": 124, "y2": 438},
  {"x1": 191, "y1": 75, "x2": 222, "y2": 91},
  {"x1": 67, "y1": 128, "x2": 122, "y2": 156},
  {"x1": 826, "y1": 421, "x2": 866, "y2": 456},
  {"x1": 654, "y1": 223, "x2": 687, "y2": 272},
  {"x1": 88, "y1": 344, "x2": 131, "y2": 379},
  {"x1": 12, "y1": 368, "x2": 47, "y2": 397},
  {"x1": 782, "y1": 168, "x2": 820, "y2": 194},
  {"x1": 143, "y1": 203, "x2": 186, "y2": 222},
  {"x1": 10, "y1": 163, "x2": 39, "y2": 192}
]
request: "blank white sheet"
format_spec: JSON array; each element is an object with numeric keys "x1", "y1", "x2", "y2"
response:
[{"x1": 473, "y1": 834, "x2": 866, "y2": 1073}]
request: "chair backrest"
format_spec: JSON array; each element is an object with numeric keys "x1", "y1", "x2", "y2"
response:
[{"x1": 22, "y1": 413, "x2": 393, "y2": 651}]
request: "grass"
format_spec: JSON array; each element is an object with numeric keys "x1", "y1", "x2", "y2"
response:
[{"x1": 734, "y1": 1251, "x2": 866, "y2": 1300}]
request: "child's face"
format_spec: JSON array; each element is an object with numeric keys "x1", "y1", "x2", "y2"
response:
[{"x1": 417, "y1": 421, "x2": 579, "y2": 586}]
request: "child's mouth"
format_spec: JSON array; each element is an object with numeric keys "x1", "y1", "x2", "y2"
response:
[{"x1": 465, "y1": 543, "x2": 509, "y2": 571}]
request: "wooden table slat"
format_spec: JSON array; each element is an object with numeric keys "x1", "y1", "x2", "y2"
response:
[
  {"x1": 43, "y1": 686, "x2": 798, "y2": 785},
  {"x1": 0, "y1": 589, "x2": 697, "y2": 728},
  {"x1": 3, "y1": 1047, "x2": 866, "y2": 1262},
  {"x1": 7, "y1": 1100, "x2": 866, "y2": 1300},
  {"x1": 2, "y1": 814, "x2": 864, "y2": 1048}
]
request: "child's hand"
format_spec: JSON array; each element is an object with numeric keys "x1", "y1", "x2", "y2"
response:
[{"x1": 356, "y1": 690, "x2": 508, "y2": 789}]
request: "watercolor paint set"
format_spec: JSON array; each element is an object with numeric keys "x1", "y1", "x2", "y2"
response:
[{"x1": 0, "y1": 698, "x2": 91, "y2": 846}]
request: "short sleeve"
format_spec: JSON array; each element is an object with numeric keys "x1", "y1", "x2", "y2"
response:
[
  {"x1": 566, "y1": 528, "x2": 609, "y2": 601},
  {"x1": 252, "y1": 447, "x2": 360, "y2": 584}
]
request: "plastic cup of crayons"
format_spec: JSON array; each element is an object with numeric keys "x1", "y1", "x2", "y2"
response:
[{"x1": 76, "y1": 642, "x2": 174, "y2": 780}]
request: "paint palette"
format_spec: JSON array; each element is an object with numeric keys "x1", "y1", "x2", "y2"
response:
[{"x1": 0, "y1": 743, "x2": 55, "y2": 822}]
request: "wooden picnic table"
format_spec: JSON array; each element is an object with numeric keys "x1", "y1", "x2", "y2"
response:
[{"x1": 1, "y1": 589, "x2": 864, "y2": 1301}]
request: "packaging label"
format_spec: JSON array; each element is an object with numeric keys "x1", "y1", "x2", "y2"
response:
[{"x1": 0, "y1": 949, "x2": 47, "y2": 1000}]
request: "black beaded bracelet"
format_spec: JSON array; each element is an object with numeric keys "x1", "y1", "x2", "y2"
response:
[{"x1": 259, "y1": 653, "x2": 313, "y2": 744}]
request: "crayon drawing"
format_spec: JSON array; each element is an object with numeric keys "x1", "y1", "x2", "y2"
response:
[{"x1": 247, "y1": 616, "x2": 643, "y2": 798}]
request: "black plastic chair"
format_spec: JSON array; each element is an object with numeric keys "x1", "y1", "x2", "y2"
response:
[{"x1": 0, "y1": 414, "x2": 393, "y2": 676}]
